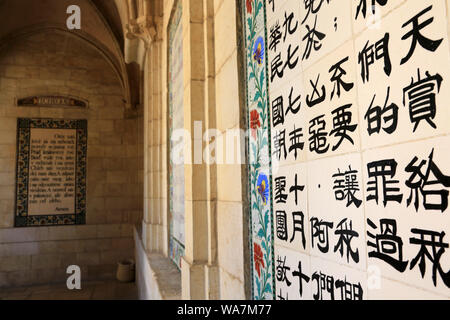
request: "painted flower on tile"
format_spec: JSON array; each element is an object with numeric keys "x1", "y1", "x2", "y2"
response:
[
  {"x1": 257, "y1": 173, "x2": 269, "y2": 205},
  {"x1": 250, "y1": 109, "x2": 261, "y2": 139},
  {"x1": 253, "y1": 242, "x2": 265, "y2": 277},
  {"x1": 246, "y1": 0, "x2": 252, "y2": 14},
  {"x1": 253, "y1": 36, "x2": 264, "y2": 66}
]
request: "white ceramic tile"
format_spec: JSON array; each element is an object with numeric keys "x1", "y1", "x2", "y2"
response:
[
  {"x1": 274, "y1": 246, "x2": 312, "y2": 300},
  {"x1": 356, "y1": 0, "x2": 450, "y2": 150},
  {"x1": 368, "y1": 276, "x2": 448, "y2": 300},
  {"x1": 299, "y1": 0, "x2": 352, "y2": 70},
  {"x1": 303, "y1": 40, "x2": 361, "y2": 161},
  {"x1": 362, "y1": 136, "x2": 450, "y2": 297},
  {"x1": 266, "y1": 0, "x2": 302, "y2": 93},
  {"x1": 310, "y1": 256, "x2": 368, "y2": 300},
  {"x1": 307, "y1": 152, "x2": 367, "y2": 271},
  {"x1": 270, "y1": 76, "x2": 308, "y2": 169},
  {"x1": 352, "y1": 0, "x2": 407, "y2": 34},
  {"x1": 272, "y1": 162, "x2": 309, "y2": 254}
]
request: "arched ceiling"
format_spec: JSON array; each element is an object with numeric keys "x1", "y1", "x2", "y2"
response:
[
  {"x1": 91, "y1": 0, "x2": 125, "y2": 52},
  {"x1": 0, "y1": 0, "x2": 162, "y2": 110},
  {"x1": 0, "y1": 0, "x2": 122, "y2": 58},
  {"x1": 0, "y1": 0, "x2": 144, "y2": 109}
]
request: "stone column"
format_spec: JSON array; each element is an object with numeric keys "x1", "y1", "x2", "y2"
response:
[
  {"x1": 124, "y1": 2, "x2": 163, "y2": 253},
  {"x1": 180, "y1": 0, "x2": 220, "y2": 300}
]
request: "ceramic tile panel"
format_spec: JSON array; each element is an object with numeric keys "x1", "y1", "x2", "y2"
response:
[{"x1": 243, "y1": 0, "x2": 450, "y2": 300}]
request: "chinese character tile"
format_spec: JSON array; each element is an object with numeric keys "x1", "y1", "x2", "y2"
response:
[
  {"x1": 362, "y1": 136, "x2": 450, "y2": 297},
  {"x1": 352, "y1": 0, "x2": 407, "y2": 35},
  {"x1": 274, "y1": 246, "x2": 312, "y2": 300},
  {"x1": 300, "y1": 0, "x2": 352, "y2": 70},
  {"x1": 266, "y1": 0, "x2": 302, "y2": 93},
  {"x1": 304, "y1": 40, "x2": 361, "y2": 161},
  {"x1": 307, "y1": 152, "x2": 367, "y2": 271},
  {"x1": 310, "y1": 256, "x2": 368, "y2": 300},
  {"x1": 270, "y1": 76, "x2": 307, "y2": 167},
  {"x1": 272, "y1": 162, "x2": 309, "y2": 254},
  {"x1": 356, "y1": 0, "x2": 450, "y2": 150}
]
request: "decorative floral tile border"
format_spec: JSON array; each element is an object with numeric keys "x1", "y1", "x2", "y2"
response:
[
  {"x1": 168, "y1": 0, "x2": 185, "y2": 270},
  {"x1": 243, "y1": 0, "x2": 275, "y2": 300}
]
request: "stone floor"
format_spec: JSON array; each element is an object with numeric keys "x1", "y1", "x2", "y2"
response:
[{"x1": 0, "y1": 280, "x2": 138, "y2": 300}]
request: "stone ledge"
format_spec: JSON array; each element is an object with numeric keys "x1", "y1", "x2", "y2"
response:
[{"x1": 134, "y1": 225, "x2": 181, "y2": 300}]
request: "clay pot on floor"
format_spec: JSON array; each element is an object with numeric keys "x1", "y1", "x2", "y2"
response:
[{"x1": 116, "y1": 259, "x2": 135, "y2": 283}]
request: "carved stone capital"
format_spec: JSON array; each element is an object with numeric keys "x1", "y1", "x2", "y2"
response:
[{"x1": 125, "y1": 15, "x2": 156, "y2": 46}]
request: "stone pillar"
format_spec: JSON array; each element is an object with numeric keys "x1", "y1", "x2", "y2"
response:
[
  {"x1": 180, "y1": 0, "x2": 220, "y2": 300},
  {"x1": 125, "y1": 2, "x2": 164, "y2": 254}
]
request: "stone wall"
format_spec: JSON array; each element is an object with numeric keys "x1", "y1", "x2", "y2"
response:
[
  {"x1": 213, "y1": 0, "x2": 247, "y2": 300},
  {"x1": 0, "y1": 224, "x2": 133, "y2": 287},
  {"x1": 0, "y1": 30, "x2": 142, "y2": 288},
  {"x1": 138, "y1": 0, "x2": 248, "y2": 300}
]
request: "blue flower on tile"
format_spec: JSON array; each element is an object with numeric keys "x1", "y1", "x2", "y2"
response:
[
  {"x1": 253, "y1": 36, "x2": 264, "y2": 66},
  {"x1": 257, "y1": 173, "x2": 269, "y2": 205}
]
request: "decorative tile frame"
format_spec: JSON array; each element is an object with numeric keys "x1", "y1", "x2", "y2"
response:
[
  {"x1": 167, "y1": 0, "x2": 185, "y2": 270},
  {"x1": 15, "y1": 118, "x2": 87, "y2": 227},
  {"x1": 242, "y1": 0, "x2": 275, "y2": 300}
]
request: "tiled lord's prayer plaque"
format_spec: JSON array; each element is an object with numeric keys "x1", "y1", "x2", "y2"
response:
[{"x1": 15, "y1": 118, "x2": 87, "y2": 227}]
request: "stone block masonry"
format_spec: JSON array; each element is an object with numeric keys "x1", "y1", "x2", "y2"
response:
[
  {"x1": 0, "y1": 223, "x2": 134, "y2": 288},
  {"x1": 0, "y1": 29, "x2": 143, "y2": 287}
]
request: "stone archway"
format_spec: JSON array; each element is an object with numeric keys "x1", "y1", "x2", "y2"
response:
[{"x1": 0, "y1": 1, "x2": 143, "y2": 290}]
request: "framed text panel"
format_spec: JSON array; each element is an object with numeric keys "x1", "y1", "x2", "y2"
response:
[{"x1": 15, "y1": 118, "x2": 87, "y2": 227}]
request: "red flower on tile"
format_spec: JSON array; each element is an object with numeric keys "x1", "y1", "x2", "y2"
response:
[
  {"x1": 250, "y1": 109, "x2": 261, "y2": 139},
  {"x1": 253, "y1": 242, "x2": 265, "y2": 277},
  {"x1": 246, "y1": 0, "x2": 252, "y2": 14}
]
